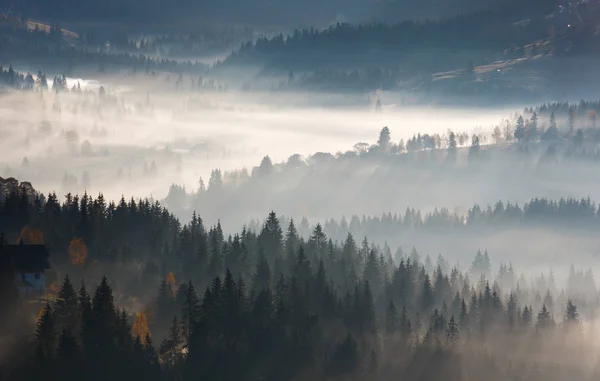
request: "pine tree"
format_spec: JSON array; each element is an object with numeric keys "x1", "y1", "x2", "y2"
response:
[
  {"x1": 258, "y1": 211, "x2": 283, "y2": 271},
  {"x1": 377, "y1": 127, "x2": 391, "y2": 152},
  {"x1": 363, "y1": 249, "x2": 381, "y2": 293},
  {"x1": 446, "y1": 316, "x2": 459, "y2": 346},
  {"x1": 447, "y1": 131, "x2": 457, "y2": 160},
  {"x1": 36, "y1": 303, "x2": 56, "y2": 356},
  {"x1": 421, "y1": 274, "x2": 434, "y2": 311},
  {"x1": 253, "y1": 251, "x2": 272, "y2": 292},
  {"x1": 92, "y1": 276, "x2": 116, "y2": 328},
  {"x1": 459, "y1": 298, "x2": 469, "y2": 330},
  {"x1": 160, "y1": 316, "x2": 182, "y2": 366},
  {"x1": 55, "y1": 275, "x2": 79, "y2": 333},
  {"x1": 362, "y1": 281, "x2": 377, "y2": 333},
  {"x1": 514, "y1": 115, "x2": 525, "y2": 141},
  {"x1": 565, "y1": 300, "x2": 579, "y2": 323},
  {"x1": 536, "y1": 304, "x2": 553, "y2": 331},
  {"x1": 386, "y1": 301, "x2": 398, "y2": 334},
  {"x1": 451, "y1": 292, "x2": 461, "y2": 318},
  {"x1": 528, "y1": 112, "x2": 539, "y2": 140},
  {"x1": 468, "y1": 135, "x2": 481, "y2": 159},
  {"x1": 181, "y1": 281, "x2": 201, "y2": 342},
  {"x1": 399, "y1": 305, "x2": 412, "y2": 338},
  {"x1": 522, "y1": 305, "x2": 532, "y2": 327},
  {"x1": 294, "y1": 246, "x2": 312, "y2": 285},
  {"x1": 308, "y1": 224, "x2": 327, "y2": 261},
  {"x1": 507, "y1": 292, "x2": 517, "y2": 330},
  {"x1": 285, "y1": 219, "x2": 300, "y2": 272}
]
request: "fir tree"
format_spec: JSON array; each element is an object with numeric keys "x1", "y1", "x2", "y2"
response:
[
  {"x1": 446, "y1": 316, "x2": 460, "y2": 346},
  {"x1": 253, "y1": 251, "x2": 272, "y2": 292},
  {"x1": 180, "y1": 281, "x2": 200, "y2": 342},
  {"x1": 536, "y1": 304, "x2": 553, "y2": 331},
  {"x1": 55, "y1": 275, "x2": 79, "y2": 334},
  {"x1": 35, "y1": 303, "x2": 56, "y2": 356},
  {"x1": 565, "y1": 300, "x2": 579, "y2": 323},
  {"x1": 386, "y1": 301, "x2": 398, "y2": 334}
]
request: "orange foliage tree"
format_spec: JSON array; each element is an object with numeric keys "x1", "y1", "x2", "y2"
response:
[
  {"x1": 18, "y1": 226, "x2": 44, "y2": 244},
  {"x1": 166, "y1": 272, "x2": 176, "y2": 295},
  {"x1": 132, "y1": 312, "x2": 150, "y2": 341},
  {"x1": 68, "y1": 238, "x2": 88, "y2": 267}
]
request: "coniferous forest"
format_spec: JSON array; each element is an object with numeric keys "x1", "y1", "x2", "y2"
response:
[
  {"x1": 1, "y1": 180, "x2": 600, "y2": 381},
  {"x1": 5, "y1": 0, "x2": 600, "y2": 380}
]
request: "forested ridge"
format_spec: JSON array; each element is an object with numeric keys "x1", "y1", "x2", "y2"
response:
[
  {"x1": 2, "y1": 0, "x2": 600, "y2": 379},
  {"x1": 155, "y1": 102, "x2": 600, "y2": 225},
  {"x1": 1, "y1": 181, "x2": 600, "y2": 381}
]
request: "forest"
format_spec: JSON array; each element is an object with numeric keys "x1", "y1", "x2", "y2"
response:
[
  {"x1": 3, "y1": 1, "x2": 600, "y2": 379},
  {"x1": 1, "y1": 180, "x2": 600, "y2": 381}
]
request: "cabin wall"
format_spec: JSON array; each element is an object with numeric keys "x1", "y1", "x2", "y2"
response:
[{"x1": 15, "y1": 272, "x2": 46, "y2": 295}]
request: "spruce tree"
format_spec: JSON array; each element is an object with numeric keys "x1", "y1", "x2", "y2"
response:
[
  {"x1": 285, "y1": 219, "x2": 300, "y2": 272},
  {"x1": 459, "y1": 298, "x2": 469, "y2": 330},
  {"x1": 536, "y1": 304, "x2": 553, "y2": 331},
  {"x1": 386, "y1": 301, "x2": 398, "y2": 334},
  {"x1": 399, "y1": 305, "x2": 412, "y2": 339},
  {"x1": 160, "y1": 316, "x2": 182, "y2": 366},
  {"x1": 522, "y1": 305, "x2": 532, "y2": 327},
  {"x1": 446, "y1": 316, "x2": 459, "y2": 346},
  {"x1": 565, "y1": 299, "x2": 579, "y2": 323},
  {"x1": 362, "y1": 281, "x2": 377, "y2": 333},
  {"x1": 294, "y1": 246, "x2": 312, "y2": 285},
  {"x1": 181, "y1": 281, "x2": 201, "y2": 342},
  {"x1": 35, "y1": 303, "x2": 56, "y2": 356},
  {"x1": 55, "y1": 275, "x2": 79, "y2": 334},
  {"x1": 253, "y1": 251, "x2": 272, "y2": 292}
]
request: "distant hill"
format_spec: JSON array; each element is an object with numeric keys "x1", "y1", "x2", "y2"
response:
[
  {"x1": 219, "y1": 1, "x2": 561, "y2": 69},
  {"x1": 211, "y1": 0, "x2": 600, "y2": 99}
]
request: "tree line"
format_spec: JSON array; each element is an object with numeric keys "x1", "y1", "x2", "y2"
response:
[{"x1": 1, "y1": 211, "x2": 597, "y2": 381}]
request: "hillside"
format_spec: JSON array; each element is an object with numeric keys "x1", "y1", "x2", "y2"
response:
[{"x1": 213, "y1": 0, "x2": 600, "y2": 100}]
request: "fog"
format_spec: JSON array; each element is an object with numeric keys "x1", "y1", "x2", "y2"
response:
[
  {"x1": 4, "y1": 73, "x2": 600, "y2": 281},
  {"x1": 7, "y1": 0, "x2": 600, "y2": 379},
  {"x1": 0, "y1": 75, "x2": 508, "y2": 204}
]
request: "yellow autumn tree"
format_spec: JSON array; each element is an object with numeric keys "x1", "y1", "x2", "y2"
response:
[
  {"x1": 166, "y1": 272, "x2": 176, "y2": 295},
  {"x1": 68, "y1": 238, "x2": 88, "y2": 267},
  {"x1": 132, "y1": 312, "x2": 150, "y2": 342},
  {"x1": 18, "y1": 225, "x2": 44, "y2": 244}
]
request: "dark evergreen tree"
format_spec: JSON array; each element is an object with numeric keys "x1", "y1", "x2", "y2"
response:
[
  {"x1": 565, "y1": 300, "x2": 579, "y2": 323},
  {"x1": 181, "y1": 281, "x2": 201, "y2": 342},
  {"x1": 253, "y1": 251, "x2": 272, "y2": 292},
  {"x1": 35, "y1": 303, "x2": 56, "y2": 357},
  {"x1": 55, "y1": 275, "x2": 79, "y2": 334},
  {"x1": 446, "y1": 316, "x2": 459, "y2": 345},
  {"x1": 536, "y1": 304, "x2": 553, "y2": 331},
  {"x1": 386, "y1": 301, "x2": 398, "y2": 334}
]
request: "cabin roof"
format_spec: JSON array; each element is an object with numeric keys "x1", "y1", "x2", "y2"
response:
[{"x1": 0, "y1": 242, "x2": 50, "y2": 272}]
